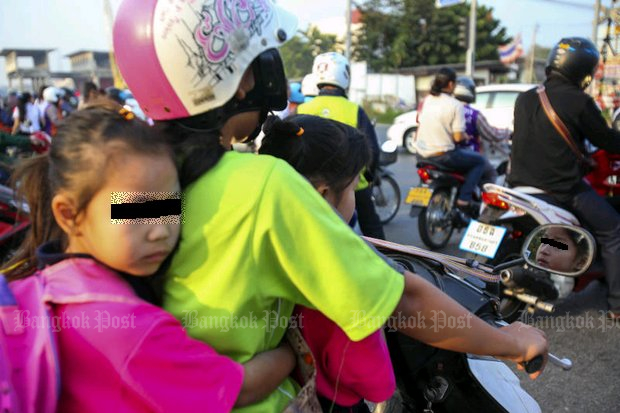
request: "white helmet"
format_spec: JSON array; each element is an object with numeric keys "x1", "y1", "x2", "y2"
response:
[
  {"x1": 301, "y1": 73, "x2": 319, "y2": 97},
  {"x1": 113, "y1": 0, "x2": 298, "y2": 121},
  {"x1": 43, "y1": 87, "x2": 60, "y2": 103},
  {"x1": 312, "y1": 52, "x2": 351, "y2": 90}
]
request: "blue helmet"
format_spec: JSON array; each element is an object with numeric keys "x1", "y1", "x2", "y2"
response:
[{"x1": 289, "y1": 82, "x2": 304, "y2": 104}]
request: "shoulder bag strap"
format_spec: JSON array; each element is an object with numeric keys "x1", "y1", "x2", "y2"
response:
[{"x1": 536, "y1": 85, "x2": 588, "y2": 163}]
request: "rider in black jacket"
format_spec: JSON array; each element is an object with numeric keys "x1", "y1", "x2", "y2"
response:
[{"x1": 508, "y1": 37, "x2": 620, "y2": 319}]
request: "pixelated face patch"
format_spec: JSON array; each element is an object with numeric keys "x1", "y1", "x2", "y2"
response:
[{"x1": 110, "y1": 192, "x2": 183, "y2": 224}]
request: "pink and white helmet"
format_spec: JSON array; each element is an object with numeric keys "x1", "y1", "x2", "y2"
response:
[{"x1": 113, "y1": 0, "x2": 297, "y2": 121}]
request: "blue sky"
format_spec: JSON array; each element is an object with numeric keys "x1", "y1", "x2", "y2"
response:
[{"x1": 0, "y1": 0, "x2": 596, "y2": 88}]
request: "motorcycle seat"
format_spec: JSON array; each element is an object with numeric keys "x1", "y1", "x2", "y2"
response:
[{"x1": 417, "y1": 159, "x2": 460, "y2": 173}]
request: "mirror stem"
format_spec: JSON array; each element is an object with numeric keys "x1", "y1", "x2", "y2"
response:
[{"x1": 493, "y1": 258, "x2": 526, "y2": 274}]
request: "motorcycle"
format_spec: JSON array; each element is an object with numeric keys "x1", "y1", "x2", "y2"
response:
[
  {"x1": 372, "y1": 141, "x2": 401, "y2": 225},
  {"x1": 0, "y1": 184, "x2": 30, "y2": 263},
  {"x1": 585, "y1": 149, "x2": 620, "y2": 212},
  {"x1": 405, "y1": 158, "x2": 508, "y2": 250},
  {"x1": 462, "y1": 182, "x2": 601, "y2": 321},
  {"x1": 365, "y1": 225, "x2": 583, "y2": 413}
]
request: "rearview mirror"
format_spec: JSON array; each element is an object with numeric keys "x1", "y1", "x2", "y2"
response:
[{"x1": 521, "y1": 224, "x2": 596, "y2": 277}]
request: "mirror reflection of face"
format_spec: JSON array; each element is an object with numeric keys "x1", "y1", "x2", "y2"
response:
[{"x1": 535, "y1": 227, "x2": 583, "y2": 273}]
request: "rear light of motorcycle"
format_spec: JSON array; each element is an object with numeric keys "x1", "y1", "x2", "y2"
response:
[
  {"x1": 510, "y1": 230, "x2": 524, "y2": 239},
  {"x1": 417, "y1": 168, "x2": 431, "y2": 183},
  {"x1": 481, "y1": 192, "x2": 509, "y2": 210}
]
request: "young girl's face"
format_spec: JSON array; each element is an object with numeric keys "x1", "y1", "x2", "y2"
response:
[
  {"x1": 321, "y1": 175, "x2": 360, "y2": 223},
  {"x1": 535, "y1": 227, "x2": 579, "y2": 273},
  {"x1": 66, "y1": 151, "x2": 181, "y2": 276}
]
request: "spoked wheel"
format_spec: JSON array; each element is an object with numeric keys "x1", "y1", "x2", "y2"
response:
[
  {"x1": 418, "y1": 188, "x2": 454, "y2": 249},
  {"x1": 372, "y1": 175, "x2": 401, "y2": 224}
]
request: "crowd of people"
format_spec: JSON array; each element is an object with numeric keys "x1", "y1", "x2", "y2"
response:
[{"x1": 8, "y1": 1, "x2": 620, "y2": 412}]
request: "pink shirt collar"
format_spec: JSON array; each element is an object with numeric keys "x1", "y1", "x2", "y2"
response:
[{"x1": 40, "y1": 258, "x2": 143, "y2": 305}]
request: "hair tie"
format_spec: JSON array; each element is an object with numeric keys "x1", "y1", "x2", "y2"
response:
[
  {"x1": 119, "y1": 107, "x2": 135, "y2": 121},
  {"x1": 296, "y1": 127, "x2": 304, "y2": 136}
]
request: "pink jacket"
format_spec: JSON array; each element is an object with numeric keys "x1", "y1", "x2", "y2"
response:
[
  {"x1": 38, "y1": 258, "x2": 243, "y2": 413},
  {"x1": 298, "y1": 306, "x2": 395, "y2": 406}
]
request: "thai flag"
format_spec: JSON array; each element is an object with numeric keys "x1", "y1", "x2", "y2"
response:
[{"x1": 498, "y1": 34, "x2": 524, "y2": 64}]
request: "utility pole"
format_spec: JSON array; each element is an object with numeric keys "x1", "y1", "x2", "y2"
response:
[
  {"x1": 594, "y1": 0, "x2": 602, "y2": 42},
  {"x1": 345, "y1": 0, "x2": 352, "y2": 61},
  {"x1": 528, "y1": 24, "x2": 539, "y2": 83},
  {"x1": 465, "y1": 0, "x2": 477, "y2": 76}
]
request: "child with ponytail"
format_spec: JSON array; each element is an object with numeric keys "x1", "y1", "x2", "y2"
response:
[
  {"x1": 3, "y1": 103, "x2": 294, "y2": 412},
  {"x1": 259, "y1": 114, "x2": 397, "y2": 412}
]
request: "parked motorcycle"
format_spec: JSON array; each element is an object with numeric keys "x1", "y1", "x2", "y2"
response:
[
  {"x1": 372, "y1": 141, "x2": 401, "y2": 224},
  {"x1": 366, "y1": 227, "x2": 582, "y2": 413},
  {"x1": 0, "y1": 184, "x2": 29, "y2": 263},
  {"x1": 585, "y1": 149, "x2": 620, "y2": 212},
  {"x1": 462, "y1": 183, "x2": 601, "y2": 321}
]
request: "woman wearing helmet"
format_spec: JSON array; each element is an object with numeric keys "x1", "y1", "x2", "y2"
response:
[
  {"x1": 453, "y1": 76, "x2": 510, "y2": 186},
  {"x1": 114, "y1": 2, "x2": 548, "y2": 411},
  {"x1": 508, "y1": 37, "x2": 620, "y2": 320}
]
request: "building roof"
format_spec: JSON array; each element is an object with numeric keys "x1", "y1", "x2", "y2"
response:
[
  {"x1": 0, "y1": 48, "x2": 55, "y2": 57},
  {"x1": 66, "y1": 50, "x2": 110, "y2": 58}
]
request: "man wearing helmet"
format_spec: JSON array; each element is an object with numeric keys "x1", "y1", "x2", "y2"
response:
[
  {"x1": 508, "y1": 37, "x2": 620, "y2": 320},
  {"x1": 297, "y1": 52, "x2": 385, "y2": 239},
  {"x1": 453, "y1": 76, "x2": 510, "y2": 185}
]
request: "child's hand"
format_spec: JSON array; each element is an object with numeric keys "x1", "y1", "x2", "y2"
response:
[{"x1": 235, "y1": 342, "x2": 298, "y2": 407}]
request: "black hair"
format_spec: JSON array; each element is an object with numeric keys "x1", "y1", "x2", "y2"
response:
[
  {"x1": 259, "y1": 114, "x2": 371, "y2": 197},
  {"x1": 5, "y1": 100, "x2": 173, "y2": 280},
  {"x1": 430, "y1": 67, "x2": 457, "y2": 96},
  {"x1": 16, "y1": 92, "x2": 31, "y2": 123},
  {"x1": 154, "y1": 121, "x2": 226, "y2": 189},
  {"x1": 82, "y1": 81, "x2": 99, "y2": 102}
]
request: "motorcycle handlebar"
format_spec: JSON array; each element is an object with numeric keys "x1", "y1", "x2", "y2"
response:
[{"x1": 495, "y1": 320, "x2": 572, "y2": 372}]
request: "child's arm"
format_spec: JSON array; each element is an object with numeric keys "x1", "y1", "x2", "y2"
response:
[{"x1": 235, "y1": 342, "x2": 296, "y2": 407}]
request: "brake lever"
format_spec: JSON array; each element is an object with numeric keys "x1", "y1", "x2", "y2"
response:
[{"x1": 496, "y1": 320, "x2": 572, "y2": 372}]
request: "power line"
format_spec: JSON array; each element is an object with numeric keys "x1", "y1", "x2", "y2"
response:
[{"x1": 534, "y1": 0, "x2": 593, "y2": 9}]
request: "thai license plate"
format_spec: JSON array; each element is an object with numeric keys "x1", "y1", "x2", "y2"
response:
[
  {"x1": 459, "y1": 220, "x2": 507, "y2": 259},
  {"x1": 405, "y1": 187, "x2": 432, "y2": 207}
]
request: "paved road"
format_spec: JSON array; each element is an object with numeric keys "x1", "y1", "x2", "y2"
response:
[{"x1": 375, "y1": 124, "x2": 620, "y2": 413}]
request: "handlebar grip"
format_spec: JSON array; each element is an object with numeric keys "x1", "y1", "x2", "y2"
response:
[{"x1": 524, "y1": 355, "x2": 544, "y2": 374}]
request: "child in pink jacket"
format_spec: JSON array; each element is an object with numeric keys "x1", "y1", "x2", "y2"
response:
[
  {"x1": 259, "y1": 115, "x2": 398, "y2": 412},
  {"x1": 4, "y1": 104, "x2": 295, "y2": 412}
]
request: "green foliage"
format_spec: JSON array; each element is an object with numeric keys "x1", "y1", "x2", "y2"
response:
[
  {"x1": 354, "y1": 0, "x2": 511, "y2": 71},
  {"x1": 361, "y1": 100, "x2": 408, "y2": 124},
  {"x1": 279, "y1": 26, "x2": 343, "y2": 79}
]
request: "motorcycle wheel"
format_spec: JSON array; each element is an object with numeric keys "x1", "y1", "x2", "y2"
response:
[
  {"x1": 372, "y1": 175, "x2": 401, "y2": 224},
  {"x1": 418, "y1": 188, "x2": 454, "y2": 250}
]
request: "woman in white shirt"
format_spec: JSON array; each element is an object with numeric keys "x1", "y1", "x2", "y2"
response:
[
  {"x1": 11, "y1": 92, "x2": 41, "y2": 135},
  {"x1": 415, "y1": 68, "x2": 486, "y2": 209}
]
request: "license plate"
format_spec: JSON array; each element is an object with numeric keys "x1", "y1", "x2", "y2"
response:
[
  {"x1": 459, "y1": 220, "x2": 507, "y2": 259},
  {"x1": 405, "y1": 187, "x2": 432, "y2": 206}
]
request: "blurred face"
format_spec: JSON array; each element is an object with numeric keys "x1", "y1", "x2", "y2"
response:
[
  {"x1": 535, "y1": 227, "x2": 579, "y2": 273},
  {"x1": 221, "y1": 67, "x2": 260, "y2": 146},
  {"x1": 66, "y1": 152, "x2": 181, "y2": 276},
  {"x1": 321, "y1": 175, "x2": 360, "y2": 223}
]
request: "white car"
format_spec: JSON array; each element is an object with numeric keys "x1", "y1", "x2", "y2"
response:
[{"x1": 386, "y1": 83, "x2": 536, "y2": 154}]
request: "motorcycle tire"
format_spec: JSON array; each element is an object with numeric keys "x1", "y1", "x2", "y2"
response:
[
  {"x1": 373, "y1": 174, "x2": 401, "y2": 225},
  {"x1": 418, "y1": 188, "x2": 454, "y2": 250}
]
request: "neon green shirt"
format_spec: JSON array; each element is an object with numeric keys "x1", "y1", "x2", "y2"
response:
[{"x1": 164, "y1": 151, "x2": 404, "y2": 413}]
